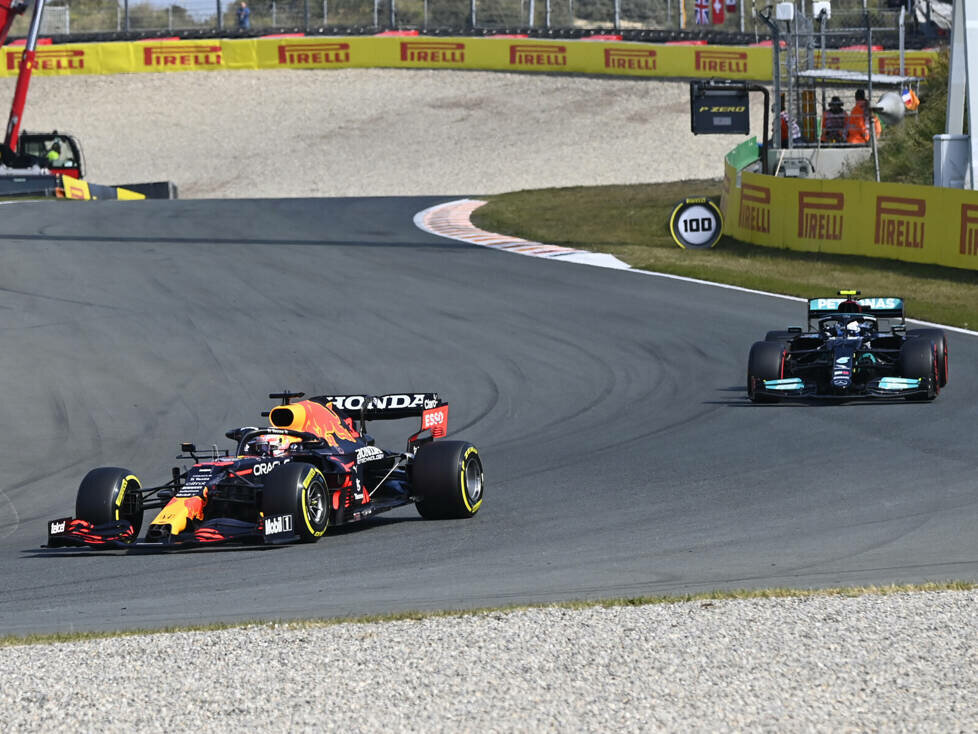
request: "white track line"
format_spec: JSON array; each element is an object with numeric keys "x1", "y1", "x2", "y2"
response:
[{"x1": 414, "y1": 198, "x2": 978, "y2": 338}]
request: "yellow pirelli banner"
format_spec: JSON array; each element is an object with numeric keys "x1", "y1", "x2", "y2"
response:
[
  {"x1": 0, "y1": 37, "x2": 778, "y2": 79},
  {"x1": 812, "y1": 49, "x2": 937, "y2": 78},
  {"x1": 722, "y1": 163, "x2": 978, "y2": 271},
  {"x1": 0, "y1": 37, "x2": 941, "y2": 81},
  {"x1": 0, "y1": 37, "x2": 940, "y2": 81}
]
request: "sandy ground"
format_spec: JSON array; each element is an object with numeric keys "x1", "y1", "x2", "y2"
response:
[{"x1": 0, "y1": 68, "x2": 766, "y2": 197}]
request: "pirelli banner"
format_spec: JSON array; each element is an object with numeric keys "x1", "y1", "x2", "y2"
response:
[
  {"x1": 722, "y1": 163, "x2": 978, "y2": 271},
  {"x1": 0, "y1": 37, "x2": 938, "y2": 80},
  {"x1": 0, "y1": 38, "x2": 771, "y2": 79}
]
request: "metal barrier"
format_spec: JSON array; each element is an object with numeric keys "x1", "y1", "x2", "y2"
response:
[{"x1": 18, "y1": 0, "x2": 942, "y2": 39}]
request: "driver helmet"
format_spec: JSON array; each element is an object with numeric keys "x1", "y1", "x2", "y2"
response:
[
  {"x1": 245, "y1": 433, "x2": 300, "y2": 457},
  {"x1": 845, "y1": 319, "x2": 862, "y2": 335}
]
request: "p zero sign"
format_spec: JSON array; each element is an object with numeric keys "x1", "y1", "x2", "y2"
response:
[
  {"x1": 690, "y1": 82, "x2": 750, "y2": 135},
  {"x1": 670, "y1": 197, "x2": 723, "y2": 249}
]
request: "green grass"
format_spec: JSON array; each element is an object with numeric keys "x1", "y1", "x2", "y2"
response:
[
  {"x1": 2, "y1": 581, "x2": 973, "y2": 648},
  {"x1": 471, "y1": 181, "x2": 978, "y2": 330}
]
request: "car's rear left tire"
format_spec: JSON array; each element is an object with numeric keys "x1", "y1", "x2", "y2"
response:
[
  {"x1": 747, "y1": 340, "x2": 786, "y2": 403},
  {"x1": 76, "y1": 467, "x2": 144, "y2": 537},
  {"x1": 262, "y1": 463, "x2": 329, "y2": 542},
  {"x1": 413, "y1": 441, "x2": 483, "y2": 520}
]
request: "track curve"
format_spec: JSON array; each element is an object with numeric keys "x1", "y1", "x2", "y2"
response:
[{"x1": 2, "y1": 197, "x2": 978, "y2": 637}]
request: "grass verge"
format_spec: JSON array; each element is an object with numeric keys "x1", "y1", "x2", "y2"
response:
[
  {"x1": 470, "y1": 180, "x2": 978, "y2": 330},
  {"x1": 2, "y1": 581, "x2": 973, "y2": 648}
]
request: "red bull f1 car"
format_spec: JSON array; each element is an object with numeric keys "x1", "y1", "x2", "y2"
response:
[
  {"x1": 747, "y1": 292, "x2": 948, "y2": 402},
  {"x1": 46, "y1": 391, "x2": 484, "y2": 549}
]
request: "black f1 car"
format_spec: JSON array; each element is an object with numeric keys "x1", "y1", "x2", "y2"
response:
[
  {"x1": 46, "y1": 391, "x2": 484, "y2": 549},
  {"x1": 747, "y1": 292, "x2": 948, "y2": 402}
]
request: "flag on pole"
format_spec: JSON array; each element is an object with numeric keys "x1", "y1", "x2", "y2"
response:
[
  {"x1": 712, "y1": 0, "x2": 726, "y2": 24},
  {"x1": 726, "y1": 0, "x2": 738, "y2": 12},
  {"x1": 695, "y1": 0, "x2": 710, "y2": 24}
]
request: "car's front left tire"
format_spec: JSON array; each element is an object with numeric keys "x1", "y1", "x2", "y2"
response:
[
  {"x1": 899, "y1": 338, "x2": 939, "y2": 401},
  {"x1": 75, "y1": 467, "x2": 144, "y2": 537},
  {"x1": 262, "y1": 463, "x2": 329, "y2": 542},
  {"x1": 908, "y1": 328, "x2": 948, "y2": 387}
]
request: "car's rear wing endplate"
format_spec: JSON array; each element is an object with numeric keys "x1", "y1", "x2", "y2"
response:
[
  {"x1": 807, "y1": 296, "x2": 905, "y2": 321},
  {"x1": 312, "y1": 393, "x2": 444, "y2": 421}
]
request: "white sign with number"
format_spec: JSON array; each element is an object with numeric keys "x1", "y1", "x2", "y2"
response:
[{"x1": 669, "y1": 198, "x2": 724, "y2": 249}]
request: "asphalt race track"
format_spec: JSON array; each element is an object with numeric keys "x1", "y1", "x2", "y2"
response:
[{"x1": 2, "y1": 197, "x2": 977, "y2": 637}]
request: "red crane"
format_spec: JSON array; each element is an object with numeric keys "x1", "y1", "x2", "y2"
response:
[{"x1": 0, "y1": 0, "x2": 85, "y2": 178}]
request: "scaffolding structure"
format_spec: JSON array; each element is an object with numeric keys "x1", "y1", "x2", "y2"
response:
[{"x1": 758, "y1": 1, "x2": 921, "y2": 180}]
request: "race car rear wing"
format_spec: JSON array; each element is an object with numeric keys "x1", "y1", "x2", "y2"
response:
[
  {"x1": 312, "y1": 393, "x2": 444, "y2": 421},
  {"x1": 265, "y1": 392, "x2": 449, "y2": 448},
  {"x1": 313, "y1": 393, "x2": 450, "y2": 447},
  {"x1": 807, "y1": 296, "x2": 905, "y2": 323}
]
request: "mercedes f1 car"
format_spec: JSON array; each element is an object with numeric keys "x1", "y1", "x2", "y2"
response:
[
  {"x1": 46, "y1": 391, "x2": 484, "y2": 549},
  {"x1": 747, "y1": 292, "x2": 948, "y2": 402}
]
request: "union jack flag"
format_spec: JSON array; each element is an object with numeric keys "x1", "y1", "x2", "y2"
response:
[{"x1": 695, "y1": 0, "x2": 711, "y2": 24}]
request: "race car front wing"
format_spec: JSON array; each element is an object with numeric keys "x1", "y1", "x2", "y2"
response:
[{"x1": 753, "y1": 375, "x2": 933, "y2": 400}]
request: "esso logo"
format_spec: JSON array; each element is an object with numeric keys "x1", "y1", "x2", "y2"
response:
[
  {"x1": 253, "y1": 459, "x2": 289, "y2": 476},
  {"x1": 424, "y1": 411, "x2": 445, "y2": 429}
]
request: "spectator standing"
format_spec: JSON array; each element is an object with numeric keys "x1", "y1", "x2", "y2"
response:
[
  {"x1": 820, "y1": 96, "x2": 847, "y2": 143},
  {"x1": 845, "y1": 89, "x2": 882, "y2": 144},
  {"x1": 236, "y1": 1, "x2": 251, "y2": 30}
]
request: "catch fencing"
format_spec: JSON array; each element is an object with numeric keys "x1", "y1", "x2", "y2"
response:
[{"x1": 19, "y1": 0, "x2": 924, "y2": 39}]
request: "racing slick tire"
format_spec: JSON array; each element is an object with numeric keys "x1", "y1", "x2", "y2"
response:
[
  {"x1": 899, "y1": 338, "x2": 939, "y2": 401},
  {"x1": 413, "y1": 441, "x2": 483, "y2": 520},
  {"x1": 261, "y1": 463, "x2": 329, "y2": 543},
  {"x1": 75, "y1": 467, "x2": 144, "y2": 537},
  {"x1": 908, "y1": 328, "x2": 948, "y2": 387},
  {"x1": 747, "y1": 340, "x2": 786, "y2": 404}
]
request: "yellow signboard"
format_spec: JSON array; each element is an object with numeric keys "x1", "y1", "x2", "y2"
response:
[
  {"x1": 0, "y1": 36, "x2": 940, "y2": 82},
  {"x1": 0, "y1": 37, "x2": 782, "y2": 80},
  {"x1": 721, "y1": 164, "x2": 978, "y2": 271}
]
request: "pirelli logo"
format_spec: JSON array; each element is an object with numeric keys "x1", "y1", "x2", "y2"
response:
[
  {"x1": 604, "y1": 47, "x2": 656, "y2": 71},
  {"x1": 61, "y1": 177, "x2": 89, "y2": 200},
  {"x1": 695, "y1": 50, "x2": 748, "y2": 74},
  {"x1": 143, "y1": 44, "x2": 222, "y2": 68},
  {"x1": 960, "y1": 204, "x2": 978, "y2": 256},
  {"x1": 400, "y1": 41, "x2": 464, "y2": 64},
  {"x1": 879, "y1": 56, "x2": 932, "y2": 77},
  {"x1": 874, "y1": 196, "x2": 925, "y2": 249},
  {"x1": 509, "y1": 44, "x2": 567, "y2": 68},
  {"x1": 739, "y1": 183, "x2": 770, "y2": 233},
  {"x1": 278, "y1": 42, "x2": 350, "y2": 66},
  {"x1": 6, "y1": 47, "x2": 85, "y2": 71},
  {"x1": 798, "y1": 191, "x2": 844, "y2": 240}
]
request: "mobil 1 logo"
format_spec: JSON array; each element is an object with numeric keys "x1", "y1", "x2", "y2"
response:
[{"x1": 669, "y1": 197, "x2": 724, "y2": 249}]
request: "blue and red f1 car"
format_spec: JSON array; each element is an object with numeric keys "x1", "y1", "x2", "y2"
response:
[{"x1": 46, "y1": 391, "x2": 483, "y2": 549}]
